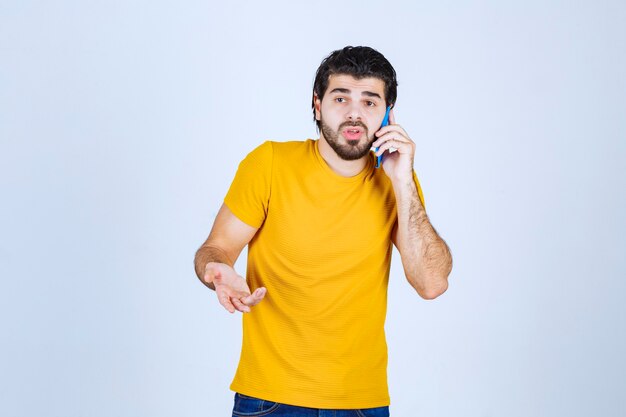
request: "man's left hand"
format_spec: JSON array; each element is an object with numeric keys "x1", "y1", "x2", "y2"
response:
[{"x1": 372, "y1": 109, "x2": 415, "y2": 183}]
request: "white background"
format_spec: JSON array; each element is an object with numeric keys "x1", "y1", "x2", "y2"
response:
[{"x1": 1, "y1": 1, "x2": 625, "y2": 416}]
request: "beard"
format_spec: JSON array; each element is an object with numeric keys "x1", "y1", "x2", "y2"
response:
[{"x1": 320, "y1": 116, "x2": 376, "y2": 161}]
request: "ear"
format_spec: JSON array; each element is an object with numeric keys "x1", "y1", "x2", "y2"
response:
[{"x1": 313, "y1": 93, "x2": 321, "y2": 121}]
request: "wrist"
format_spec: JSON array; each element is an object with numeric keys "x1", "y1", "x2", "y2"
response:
[{"x1": 390, "y1": 172, "x2": 414, "y2": 188}]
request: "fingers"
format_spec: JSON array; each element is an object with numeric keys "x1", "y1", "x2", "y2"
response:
[
  {"x1": 373, "y1": 129, "x2": 410, "y2": 150},
  {"x1": 230, "y1": 287, "x2": 268, "y2": 314},
  {"x1": 373, "y1": 134, "x2": 415, "y2": 156},
  {"x1": 231, "y1": 296, "x2": 251, "y2": 313},
  {"x1": 217, "y1": 289, "x2": 249, "y2": 314},
  {"x1": 375, "y1": 117, "x2": 407, "y2": 139},
  {"x1": 217, "y1": 291, "x2": 237, "y2": 313},
  {"x1": 241, "y1": 287, "x2": 267, "y2": 307},
  {"x1": 216, "y1": 287, "x2": 267, "y2": 314}
]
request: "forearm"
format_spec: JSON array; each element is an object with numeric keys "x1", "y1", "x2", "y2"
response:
[
  {"x1": 393, "y1": 177, "x2": 452, "y2": 299},
  {"x1": 194, "y1": 244, "x2": 234, "y2": 291}
]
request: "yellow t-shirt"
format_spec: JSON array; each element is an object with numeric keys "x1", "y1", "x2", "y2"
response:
[{"x1": 224, "y1": 139, "x2": 425, "y2": 409}]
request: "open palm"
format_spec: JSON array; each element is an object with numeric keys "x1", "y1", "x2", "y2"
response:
[{"x1": 204, "y1": 262, "x2": 267, "y2": 313}]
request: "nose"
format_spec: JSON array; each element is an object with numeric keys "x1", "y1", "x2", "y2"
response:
[{"x1": 346, "y1": 102, "x2": 363, "y2": 122}]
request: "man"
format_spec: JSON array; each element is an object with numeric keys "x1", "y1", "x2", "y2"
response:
[{"x1": 194, "y1": 46, "x2": 452, "y2": 416}]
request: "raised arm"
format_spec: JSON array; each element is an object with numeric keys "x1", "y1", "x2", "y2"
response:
[{"x1": 373, "y1": 109, "x2": 453, "y2": 300}]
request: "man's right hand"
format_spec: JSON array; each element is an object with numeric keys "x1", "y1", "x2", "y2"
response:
[{"x1": 203, "y1": 262, "x2": 267, "y2": 314}]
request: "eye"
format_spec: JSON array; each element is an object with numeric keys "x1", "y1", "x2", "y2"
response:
[
  {"x1": 366, "y1": 101, "x2": 376, "y2": 107},
  {"x1": 335, "y1": 97, "x2": 346, "y2": 103}
]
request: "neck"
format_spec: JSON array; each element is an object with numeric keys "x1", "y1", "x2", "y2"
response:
[{"x1": 317, "y1": 135, "x2": 369, "y2": 177}]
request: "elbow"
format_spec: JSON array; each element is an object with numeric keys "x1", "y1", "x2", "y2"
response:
[
  {"x1": 421, "y1": 253, "x2": 453, "y2": 300},
  {"x1": 408, "y1": 273, "x2": 449, "y2": 300},
  {"x1": 406, "y1": 247, "x2": 453, "y2": 300},
  {"x1": 418, "y1": 279, "x2": 448, "y2": 300},
  {"x1": 410, "y1": 242, "x2": 453, "y2": 300}
]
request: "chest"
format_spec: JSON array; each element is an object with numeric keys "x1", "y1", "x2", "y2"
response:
[{"x1": 263, "y1": 170, "x2": 397, "y2": 257}]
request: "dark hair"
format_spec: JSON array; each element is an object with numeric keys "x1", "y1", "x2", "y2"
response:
[{"x1": 312, "y1": 46, "x2": 398, "y2": 131}]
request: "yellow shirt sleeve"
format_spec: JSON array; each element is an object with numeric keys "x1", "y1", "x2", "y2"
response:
[{"x1": 224, "y1": 141, "x2": 273, "y2": 228}]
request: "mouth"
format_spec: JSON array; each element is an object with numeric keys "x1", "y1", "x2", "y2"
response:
[{"x1": 342, "y1": 127, "x2": 364, "y2": 141}]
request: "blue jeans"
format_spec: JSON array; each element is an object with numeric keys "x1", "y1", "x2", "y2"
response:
[{"x1": 232, "y1": 392, "x2": 390, "y2": 416}]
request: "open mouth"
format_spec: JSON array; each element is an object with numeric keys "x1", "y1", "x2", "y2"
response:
[{"x1": 342, "y1": 128, "x2": 363, "y2": 140}]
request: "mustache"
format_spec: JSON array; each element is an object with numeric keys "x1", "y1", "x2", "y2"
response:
[{"x1": 339, "y1": 121, "x2": 368, "y2": 130}]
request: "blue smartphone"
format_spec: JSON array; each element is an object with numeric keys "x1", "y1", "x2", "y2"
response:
[{"x1": 375, "y1": 106, "x2": 392, "y2": 168}]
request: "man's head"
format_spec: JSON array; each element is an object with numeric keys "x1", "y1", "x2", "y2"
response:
[
  {"x1": 312, "y1": 46, "x2": 398, "y2": 161},
  {"x1": 312, "y1": 46, "x2": 398, "y2": 132}
]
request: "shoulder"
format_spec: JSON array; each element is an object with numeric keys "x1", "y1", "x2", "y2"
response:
[
  {"x1": 268, "y1": 139, "x2": 314, "y2": 154},
  {"x1": 245, "y1": 140, "x2": 274, "y2": 159},
  {"x1": 244, "y1": 139, "x2": 312, "y2": 157},
  {"x1": 255, "y1": 139, "x2": 315, "y2": 166},
  {"x1": 236, "y1": 141, "x2": 274, "y2": 171}
]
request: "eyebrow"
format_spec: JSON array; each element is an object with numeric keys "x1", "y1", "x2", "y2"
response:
[{"x1": 328, "y1": 88, "x2": 382, "y2": 100}]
